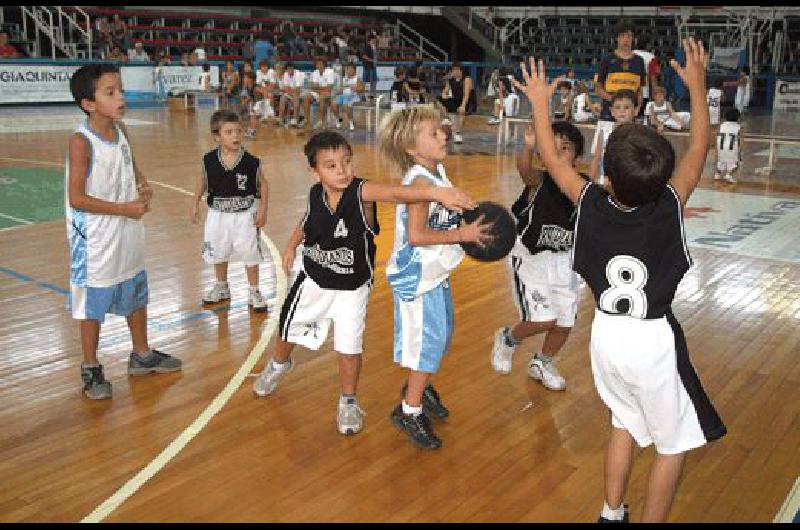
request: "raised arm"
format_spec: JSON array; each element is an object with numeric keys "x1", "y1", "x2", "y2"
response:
[
  {"x1": 516, "y1": 124, "x2": 543, "y2": 187},
  {"x1": 668, "y1": 38, "x2": 711, "y2": 205},
  {"x1": 513, "y1": 59, "x2": 587, "y2": 204},
  {"x1": 361, "y1": 180, "x2": 476, "y2": 213}
]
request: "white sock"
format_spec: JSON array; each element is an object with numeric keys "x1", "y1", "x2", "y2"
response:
[
  {"x1": 249, "y1": 285, "x2": 260, "y2": 295},
  {"x1": 271, "y1": 358, "x2": 290, "y2": 371},
  {"x1": 402, "y1": 400, "x2": 422, "y2": 416},
  {"x1": 217, "y1": 280, "x2": 229, "y2": 287},
  {"x1": 601, "y1": 501, "x2": 626, "y2": 521}
]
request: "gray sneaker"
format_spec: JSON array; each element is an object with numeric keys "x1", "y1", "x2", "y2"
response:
[
  {"x1": 81, "y1": 364, "x2": 112, "y2": 400},
  {"x1": 491, "y1": 327, "x2": 516, "y2": 374},
  {"x1": 253, "y1": 357, "x2": 293, "y2": 396},
  {"x1": 202, "y1": 282, "x2": 231, "y2": 305},
  {"x1": 128, "y1": 349, "x2": 183, "y2": 376},
  {"x1": 337, "y1": 399, "x2": 366, "y2": 435}
]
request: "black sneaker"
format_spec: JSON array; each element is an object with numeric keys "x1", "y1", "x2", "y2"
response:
[
  {"x1": 390, "y1": 404, "x2": 442, "y2": 450},
  {"x1": 597, "y1": 505, "x2": 629, "y2": 523},
  {"x1": 81, "y1": 363, "x2": 112, "y2": 400},
  {"x1": 401, "y1": 383, "x2": 450, "y2": 419}
]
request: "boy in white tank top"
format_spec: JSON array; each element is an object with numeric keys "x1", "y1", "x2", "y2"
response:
[
  {"x1": 66, "y1": 64, "x2": 182, "y2": 400},
  {"x1": 713, "y1": 107, "x2": 743, "y2": 184}
]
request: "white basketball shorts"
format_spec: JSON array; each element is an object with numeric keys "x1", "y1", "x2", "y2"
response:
[
  {"x1": 202, "y1": 202, "x2": 264, "y2": 266},
  {"x1": 510, "y1": 241, "x2": 578, "y2": 327}
]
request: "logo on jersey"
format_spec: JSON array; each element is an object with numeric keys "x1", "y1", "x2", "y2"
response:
[
  {"x1": 303, "y1": 244, "x2": 355, "y2": 274},
  {"x1": 120, "y1": 144, "x2": 131, "y2": 166},
  {"x1": 536, "y1": 225, "x2": 573, "y2": 251},
  {"x1": 334, "y1": 219, "x2": 349, "y2": 238},
  {"x1": 428, "y1": 204, "x2": 461, "y2": 230},
  {"x1": 236, "y1": 173, "x2": 248, "y2": 190}
]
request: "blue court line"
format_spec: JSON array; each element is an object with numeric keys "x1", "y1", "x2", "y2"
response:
[{"x1": 0, "y1": 265, "x2": 253, "y2": 345}]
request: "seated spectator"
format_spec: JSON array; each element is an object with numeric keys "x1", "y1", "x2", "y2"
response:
[
  {"x1": 553, "y1": 80, "x2": 574, "y2": 120},
  {"x1": 390, "y1": 65, "x2": 410, "y2": 105},
  {"x1": 0, "y1": 32, "x2": 21, "y2": 58},
  {"x1": 406, "y1": 60, "x2": 428, "y2": 104},
  {"x1": 96, "y1": 16, "x2": 112, "y2": 49},
  {"x1": 331, "y1": 62, "x2": 364, "y2": 131},
  {"x1": 127, "y1": 41, "x2": 150, "y2": 63},
  {"x1": 106, "y1": 45, "x2": 128, "y2": 63},
  {"x1": 572, "y1": 81, "x2": 598, "y2": 123},
  {"x1": 306, "y1": 57, "x2": 338, "y2": 128}
]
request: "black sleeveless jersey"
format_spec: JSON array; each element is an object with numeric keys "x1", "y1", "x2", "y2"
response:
[
  {"x1": 203, "y1": 148, "x2": 261, "y2": 212},
  {"x1": 301, "y1": 178, "x2": 379, "y2": 290},
  {"x1": 511, "y1": 172, "x2": 589, "y2": 255},
  {"x1": 572, "y1": 183, "x2": 692, "y2": 320},
  {"x1": 449, "y1": 76, "x2": 478, "y2": 113}
]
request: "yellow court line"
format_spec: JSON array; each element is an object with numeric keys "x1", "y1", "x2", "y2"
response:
[{"x1": 79, "y1": 183, "x2": 286, "y2": 522}]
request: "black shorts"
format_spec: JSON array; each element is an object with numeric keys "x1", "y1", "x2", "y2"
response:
[{"x1": 439, "y1": 97, "x2": 474, "y2": 115}]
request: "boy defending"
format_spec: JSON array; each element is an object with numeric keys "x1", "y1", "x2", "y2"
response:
[
  {"x1": 513, "y1": 39, "x2": 726, "y2": 522},
  {"x1": 67, "y1": 64, "x2": 182, "y2": 400},
  {"x1": 491, "y1": 121, "x2": 589, "y2": 391},
  {"x1": 191, "y1": 110, "x2": 276, "y2": 311},
  {"x1": 253, "y1": 131, "x2": 477, "y2": 437}
]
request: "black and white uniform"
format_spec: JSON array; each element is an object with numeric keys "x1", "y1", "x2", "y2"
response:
[
  {"x1": 707, "y1": 87, "x2": 723, "y2": 126},
  {"x1": 716, "y1": 121, "x2": 742, "y2": 173},
  {"x1": 572, "y1": 183, "x2": 727, "y2": 454},
  {"x1": 509, "y1": 172, "x2": 588, "y2": 327},
  {"x1": 279, "y1": 178, "x2": 379, "y2": 355},
  {"x1": 202, "y1": 148, "x2": 265, "y2": 266}
]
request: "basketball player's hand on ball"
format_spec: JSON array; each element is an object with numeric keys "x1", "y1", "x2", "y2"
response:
[
  {"x1": 670, "y1": 38, "x2": 706, "y2": 93},
  {"x1": 435, "y1": 187, "x2": 477, "y2": 213},
  {"x1": 512, "y1": 58, "x2": 564, "y2": 107},
  {"x1": 459, "y1": 213, "x2": 494, "y2": 248}
]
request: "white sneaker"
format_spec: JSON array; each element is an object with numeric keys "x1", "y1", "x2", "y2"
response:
[
  {"x1": 453, "y1": 132, "x2": 463, "y2": 144},
  {"x1": 202, "y1": 282, "x2": 231, "y2": 305},
  {"x1": 491, "y1": 327, "x2": 515, "y2": 374},
  {"x1": 713, "y1": 172, "x2": 723, "y2": 181},
  {"x1": 335, "y1": 120, "x2": 342, "y2": 129},
  {"x1": 487, "y1": 117, "x2": 501, "y2": 125},
  {"x1": 248, "y1": 289, "x2": 269, "y2": 312},
  {"x1": 337, "y1": 399, "x2": 366, "y2": 435},
  {"x1": 253, "y1": 357, "x2": 294, "y2": 396},
  {"x1": 349, "y1": 121, "x2": 355, "y2": 131},
  {"x1": 290, "y1": 118, "x2": 298, "y2": 126},
  {"x1": 723, "y1": 173, "x2": 737, "y2": 184},
  {"x1": 528, "y1": 355, "x2": 566, "y2": 391}
]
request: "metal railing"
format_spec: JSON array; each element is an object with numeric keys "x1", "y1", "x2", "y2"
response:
[
  {"x1": 18, "y1": 6, "x2": 91, "y2": 59},
  {"x1": 395, "y1": 18, "x2": 448, "y2": 63}
]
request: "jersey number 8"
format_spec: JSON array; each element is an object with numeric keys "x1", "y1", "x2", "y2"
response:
[{"x1": 599, "y1": 255, "x2": 649, "y2": 318}]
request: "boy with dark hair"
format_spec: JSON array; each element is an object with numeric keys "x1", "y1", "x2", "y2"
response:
[
  {"x1": 66, "y1": 64, "x2": 182, "y2": 399},
  {"x1": 252, "y1": 131, "x2": 476, "y2": 437},
  {"x1": 514, "y1": 38, "x2": 726, "y2": 522},
  {"x1": 491, "y1": 121, "x2": 589, "y2": 391},
  {"x1": 553, "y1": 80, "x2": 574, "y2": 120},
  {"x1": 190, "y1": 110, "x2": 275, "y2": 310}
]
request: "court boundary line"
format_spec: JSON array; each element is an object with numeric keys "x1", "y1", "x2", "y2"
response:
[
  {"x1": 775, "y1": 475, "x2": 800, "y2": 523},
  {"x1": 76, "y1": 182, "x2": 286, "y2": 523}
]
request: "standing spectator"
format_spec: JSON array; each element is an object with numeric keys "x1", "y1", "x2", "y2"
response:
[
  {"x1": 96, "y1": 16, "x2": 112, "y2": 51},
  {"x1": 110, "y1": 14, "x2": 127, "y2": 49},
  {"x1": 127, "y1": 41, "x2": 150, "y2": 63},
  {"x1": 633, "y1": 37, "x2": 656, "y2": 120},
  {"x1": 361, "y1": 32, "x2": 379, "y2": 95},
  {"x1": 334, "y1": 30, "x2": 349, "y2": 63},
  {"x1": 0, "y1": 32, "x2": 21, "y2": 58}
]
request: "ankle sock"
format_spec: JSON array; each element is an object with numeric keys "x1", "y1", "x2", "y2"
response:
[
  {"x1": 402, "y1": 400, "x2": 422, "y2": 416},
  {"x1": 340, "y1": 394, "x2": 357, "y2": 405},
  {"x1": 601, "y1": 501, "x2": 626, "y2": 521}
]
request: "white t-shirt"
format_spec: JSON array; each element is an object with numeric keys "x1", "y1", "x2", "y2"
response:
[
  {"x1": 717, "y1": 121, "x2": 742, "y2": 160},
  {"x1": 707, "y1": 88, "x2": 723, "y2": 125},
  {"x1": 256, "y1": 68, "x2": 277, "y2": 87},
  {"x1": 645, "y1": 100, "x2": 673, "y2": 126},
  {"x1": 281, "y1": 70, "x2": 306, "y2": 89},
  {"x1": 633, "y1": 50, "x2": 655, "y2": 99},
  {"x1": 341, "y1": 73, "x2": 360, "y2": 95},
  {"x1": 194, "y1": 47, "x2": 207, "y2": 61},
  {"x1": 310, "y1": 67, "x2": 337, "y2": 88}
]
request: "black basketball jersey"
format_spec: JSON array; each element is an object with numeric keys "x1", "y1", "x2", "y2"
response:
[
  {"x1": 448, "y1": 76, "x2": 478, "y2": 113},
  {"x1": 511, "y1": 172, "x2": 589, "y2": 255},
  {"x1": 572, "y1": 183, "x2": 692, "y2": 320},
  {"x1": 301, "y1": 178, "x2": 379, "y2": 290},
  {"x1": 203, "y1": 148, "x2": 261, "y2": 212}
]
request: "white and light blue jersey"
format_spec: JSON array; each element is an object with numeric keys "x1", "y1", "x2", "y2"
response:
[
  {"x1": 386, "y1": 163, "x2": 464, "y2": 301},
  {"x1": 65, "y1": 121, "x2": 145, "y2": 288}
]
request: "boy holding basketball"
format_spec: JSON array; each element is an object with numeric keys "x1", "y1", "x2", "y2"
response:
[
  {"x1": 66, "y1": 64, "x2": 182, "y2": 400},
  {"x1": 513, "y1": 38, "x2": 726, "y2": 522},
  {"x1": 379, "y1": 105, "x2": 493, "y2": 449},
  {"x1": 491, "y1": 121, "x2": 589, "y2": 391}
]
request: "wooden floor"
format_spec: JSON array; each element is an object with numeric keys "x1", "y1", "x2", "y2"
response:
[{"x1": 1, "y1": 104, "x2": 799, "y2": 522}]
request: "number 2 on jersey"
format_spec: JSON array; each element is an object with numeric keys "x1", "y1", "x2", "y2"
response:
[{"x1": 599, "y1": 255, "x2": 649, "y2": 318}]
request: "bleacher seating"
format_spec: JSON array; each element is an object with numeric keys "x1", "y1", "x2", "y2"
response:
[{"x1": 69, "y1": 6, "x2": 420, "y2": 63}]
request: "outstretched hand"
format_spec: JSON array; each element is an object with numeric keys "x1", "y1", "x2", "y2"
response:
[
  {"x1": 511, "y1": 57, "x2": 565, "y2": 106},
  {"x1": 669, "y1": 38, "x2": 707, "y2": 94}
]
